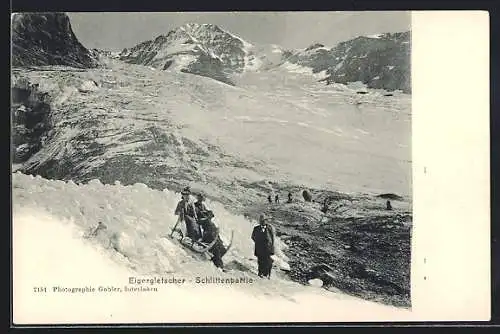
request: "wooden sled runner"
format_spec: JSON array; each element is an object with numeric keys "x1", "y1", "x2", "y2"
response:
[{"x1": 167, "y1": 227, "x2": 234, "y2": 258}]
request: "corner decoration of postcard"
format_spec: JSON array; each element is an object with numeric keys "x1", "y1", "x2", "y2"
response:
[{"x1": 11, "y1": 10, "x2": 489, "y2": 324}]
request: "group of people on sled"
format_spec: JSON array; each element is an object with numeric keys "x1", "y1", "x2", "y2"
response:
[
  {"x1": 174, "y1": 186, "x2": 276, "y2": 278},
  {"x1": 174, "y1": 186, "x2": 227, "y2": 269}
]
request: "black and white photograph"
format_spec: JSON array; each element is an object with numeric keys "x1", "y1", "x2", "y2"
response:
[{"x1": 10, "y1": 10, "x2": 490, "y2": 324}]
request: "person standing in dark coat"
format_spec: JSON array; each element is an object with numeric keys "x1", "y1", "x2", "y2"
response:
[
  {"x1": 251, "y1": 214, "x2": 276, "y2": 278},
  {"x1": 198, "y1": 210, "x2": 227, "y2": 269}
]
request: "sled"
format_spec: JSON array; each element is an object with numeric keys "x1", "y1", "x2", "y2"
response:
[
  {"x1": 166, "y1": 228, "x2": 234, "y2": 258},
  {"x1": 180, "y1": 234, "x2": 219, "y2": 254}
]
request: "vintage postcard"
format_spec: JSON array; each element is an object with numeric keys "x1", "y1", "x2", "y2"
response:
[{"x1": 11, "y1": 11, "x2": 490, "y2": 325}]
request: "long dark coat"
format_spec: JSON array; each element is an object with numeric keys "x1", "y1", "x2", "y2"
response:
[{"x1": 251, "y1": 223, "x2": 275, "y2": 257}]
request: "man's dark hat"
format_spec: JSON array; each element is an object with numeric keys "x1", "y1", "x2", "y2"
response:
[{"x1": 181, "y1": 186, "x2": 191, "y2": 195}]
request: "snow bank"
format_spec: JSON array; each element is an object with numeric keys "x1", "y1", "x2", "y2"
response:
[
  {"x1": 12, "y1": 206, "x2": 294, "y2": 323},
  {"x1": 12, "y1": 172, "x2": 413, "y2": 323},
  {"x1": 11, "y1": 172, "x2": 288, "y2": 276}
]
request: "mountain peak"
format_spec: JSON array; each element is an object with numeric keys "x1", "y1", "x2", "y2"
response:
[
  {"x1": 120, "y1": 22, "x2": 254, "y2": 85},
  {"x1": 177, "y1": 22, "x2": 252, "y2": 49},
  {"x1": 175, "y1": 23, "x2": 225, "y2": 38},
  {"x1": 181, "y1": 23, "x2": 222, "y2": 32},
  {"x1": 304, "y1": 43, "x2": 326, "y2": 52}
]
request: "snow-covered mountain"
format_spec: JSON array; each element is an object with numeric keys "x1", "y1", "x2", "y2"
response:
[
  {"x1": 119, "y1": 23, "x2": 261, "y2": 85},
  {"x1": 10, "y1": 15, "x2": 412, "y2": 201},
  {"x1": 10, "y1": 13, "x2": 410, "y2": 91},
  {"x1": 282, "y1": 32, "x2": 411, "y2": 93},
  {"x1": 119, "y1": 24, "x2": 410, "y2": 92},
  {"x1": 11, "y1": 13, "x2": 98, "y2": 68}
]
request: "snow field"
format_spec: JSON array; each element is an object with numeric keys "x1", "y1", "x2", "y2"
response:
[{"x1": 12, "y1": 172, "x2": 412, "y2": 323}]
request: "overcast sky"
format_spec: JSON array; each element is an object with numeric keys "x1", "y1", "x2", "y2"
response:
[{"x1": 67, "y1": 12, "x2": 411, "y2": 51}]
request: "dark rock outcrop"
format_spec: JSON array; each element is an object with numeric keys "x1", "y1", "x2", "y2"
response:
[
  {"x1": 283, "y1": 31, "x2": 411, "y2": 93},
  {"x1": 11, "y1": 12, "x2": 98, "y2": 68},
  {"x1": 302, "y1": 189, "x2": 312, "y2": 202},
  {"x1": 324, "y1": 32, "x2": 411, "y2": 93},
  {"x1": 376, "y1": 193, "x2": 404, "y2": 201},
  {"x1": 11, "y1": 78, "x2": 52, "y2": 163}
]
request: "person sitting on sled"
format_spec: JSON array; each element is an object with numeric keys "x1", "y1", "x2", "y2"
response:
[
  {"x1": 197, "y1": 210, "x2": 227, "y2": 269},
  {"x1": 174, "y1": 186, "x2": 202, "y2": 241},
  {"x1": 194, "y1": 192, "x2": 208, "y2": 221}
]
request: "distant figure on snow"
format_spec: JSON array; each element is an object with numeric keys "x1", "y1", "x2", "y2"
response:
[
  {"x1": 267, "y1": 194, "x2": 273, "y2": 204},
  {"x1": 198, "y1": 210, "x2": 227, "y2": 269},
  {"x1": 287, "y1": 192, "x2": 293, "y2": 203},
  {"x1": 251, "y1": 214, "x2": 276, "y2": 279},
  {"x1": 275, "y1": 194, "x2": 279, "y2": 204},
  {"x1": 386, "y1": 200, "x2": 393, "y2": 210},
  {"x1": 174, "y1": 187, "x2": 201, "y2": 241},
  {"x1": 321, "y1": 199, "x2": 329, "y2": 214},
  {"x1": 86, "y1": 221, "x2": 107, "y2": 238}
]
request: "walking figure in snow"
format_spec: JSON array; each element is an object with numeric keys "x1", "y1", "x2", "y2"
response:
[
  {"x1": 267, "y1": 194, "x2": 272, "y2": 204},
  {"x1": 321, "y1": 198, "x2": 330, "y2": 214},
  {"x1": 287, "y1": 192, "x2": 293, "y2": 203},
  {"x1": 174, "y1": 187, "x2": 201, "y2": 241},
  {"x1": 198, "y1": 210, "x2": 227, "y2": 269},
  {"x1": 386, "y1": 200, "x2": 393, "y2": 211},
  {"x1": 251, "y1": 213, "x2": 276, "y2": 279},
  {"x1": 275, "y1": 194, "x2": 279, "y2": 204}
]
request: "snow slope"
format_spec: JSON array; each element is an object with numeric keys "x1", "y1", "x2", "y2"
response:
[{"x1": 12, "y1": 172, "x2": 412, "y2": 323}]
